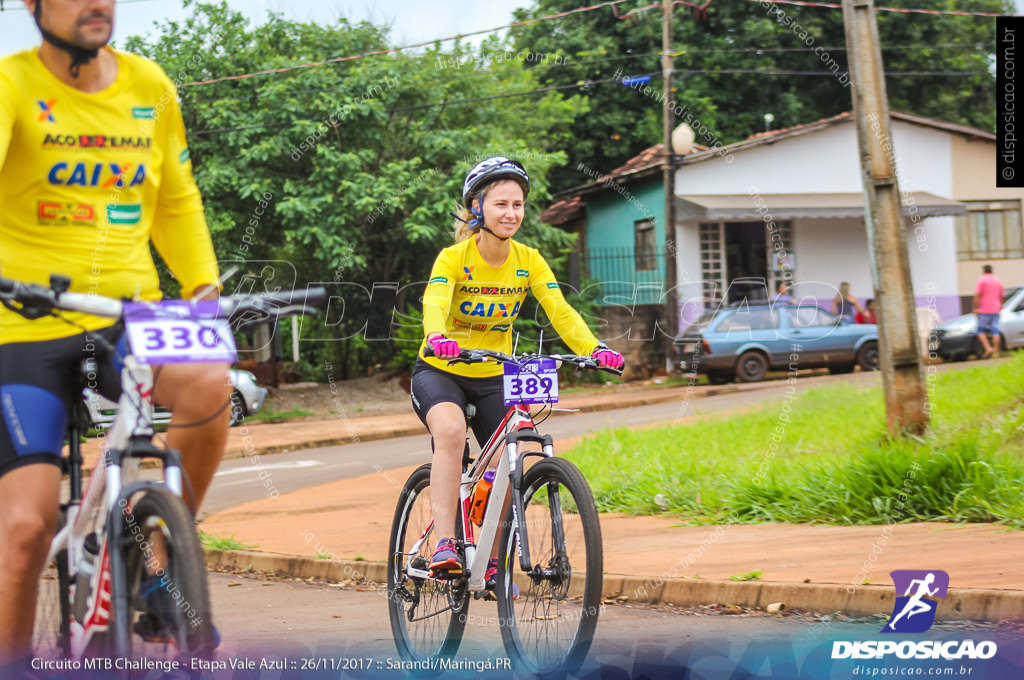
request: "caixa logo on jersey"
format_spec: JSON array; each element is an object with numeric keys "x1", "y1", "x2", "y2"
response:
[
  {"x1": 831, "y1": 570, "x2": 997, "y2": 661},
  {"x1": 47, "y1": 161, "x2": 146, "y2": 188}
]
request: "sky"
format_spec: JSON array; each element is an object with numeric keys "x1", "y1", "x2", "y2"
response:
[{"x1": 0, "y1": 0, "x2": 534, "y2": 55}]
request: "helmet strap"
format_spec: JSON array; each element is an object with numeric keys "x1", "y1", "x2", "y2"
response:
[
  {"x1": 34, "y1": 1, "x2": 101, "y2": 79},
  {"x1": 469, "y1": 204, "x2": 511, "y2": 242}
]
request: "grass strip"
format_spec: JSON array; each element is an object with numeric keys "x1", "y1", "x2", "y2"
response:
[{"x1": 562, "y1": 355, "x2": 1024, "y2": 527}]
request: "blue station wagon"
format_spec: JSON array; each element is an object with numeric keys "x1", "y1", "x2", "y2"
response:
[{"x1": 674, "y1": 304, "x2": 880, "y2": 383}]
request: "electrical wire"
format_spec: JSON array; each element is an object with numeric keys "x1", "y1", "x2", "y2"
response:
[
  {"x1": 750, "y1": 0, "x2": 1012, "y2": 18},
  {"x1": 183, "y1": 41, "x2": 983, "y2": 107},
  {"x1": 184, "y1": 64, "x2": 989, "y2": 138},
  {"x1": 179, "y1": 0, "x2": 650, "y2": 88}
]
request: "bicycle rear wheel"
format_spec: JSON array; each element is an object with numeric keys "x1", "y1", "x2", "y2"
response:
[
  {"x1": 33, "y1": 508, "x2": 70, "y2": 658},
  {"x1": 119, "y1": 488, "x2": 215, "y2": 659},
  {"x1": 387, "y1": 463, "x2": 468, "y2": 662},
  {"x1": 497, "y1": 457, "x2": 603, "y2": 677}
]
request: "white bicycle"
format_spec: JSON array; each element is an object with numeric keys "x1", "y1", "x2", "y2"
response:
[
  {"x1": 388, "y1": 347, "x2": 619, "y2": 677},
  {"x1": 2, "y1": 274, "x2": 321, "y2": 663}
]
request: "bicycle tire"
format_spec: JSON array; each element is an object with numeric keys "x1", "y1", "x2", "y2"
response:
[
  {"x1": 118, "y1": 488, "x2": 215, "y2": 659},
  {"x1": 497, "y1": 457, "x2": 603, "y2": 677},
  {"x1": 33, "y1": 508, "x2": 70, "y2": 658},
  {"x1": 387, "y1": 463, "x2": 469, "y2": 663}
]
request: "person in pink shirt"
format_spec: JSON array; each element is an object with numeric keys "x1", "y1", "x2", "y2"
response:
[{"x1": 973, "y1": 264, "x2": 1005, "y2": 358}]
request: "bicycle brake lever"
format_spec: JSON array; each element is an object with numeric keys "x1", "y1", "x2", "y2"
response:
[{"x1": 272, "y1": 304, "x2": 320, "y2": 319}]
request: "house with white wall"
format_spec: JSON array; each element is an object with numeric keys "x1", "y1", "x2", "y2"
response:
[{"x1": 544, "y1": 112, "x2": 1019, "y2": 357}]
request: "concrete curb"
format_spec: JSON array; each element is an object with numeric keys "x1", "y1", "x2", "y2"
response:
[{"x1": 205, "y1": 550, "x2": 1024, "y2": 623}]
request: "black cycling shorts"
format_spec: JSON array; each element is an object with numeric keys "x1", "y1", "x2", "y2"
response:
[
  {"x1": 0, "y1": 326, "x2": 124, "y2": 476},
  {"x1": 410, "y1": 359, "x2": 507, "y2": 450}
]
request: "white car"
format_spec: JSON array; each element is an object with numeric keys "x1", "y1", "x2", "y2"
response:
[
  {"x1": 83, "y1": 368, "x2": 267, "y2": 428},
  {"x1": 932, "y1": 286, "x2": 1024, "y2": 361}
]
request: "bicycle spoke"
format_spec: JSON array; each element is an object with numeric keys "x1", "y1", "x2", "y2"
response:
[
  {"x1": 387, "y1": 464, "x2": 467, "y2": 661},
  {"x1": 498, "y1": 458, "x2": 601, "y2": 677}
]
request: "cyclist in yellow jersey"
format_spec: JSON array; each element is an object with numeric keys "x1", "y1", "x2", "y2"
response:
[
  {"x1": 0, "y1": 1, "x2": 230, "y2": 668},
  {"x1": 411, "y1": 157, "x2": 624, "y2": 588}
]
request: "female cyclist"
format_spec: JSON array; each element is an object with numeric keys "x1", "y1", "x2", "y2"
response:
[{"x1": 410, "y1": 156, "x2": 624, "y2": 588}]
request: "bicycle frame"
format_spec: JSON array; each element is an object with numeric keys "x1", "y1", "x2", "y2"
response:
[
  {"x1": 47, "y1": 354, "x2": 187, "y2": 658},
  {"x1": 401, "y1": 401, "x2": 555, "y2": 593}
]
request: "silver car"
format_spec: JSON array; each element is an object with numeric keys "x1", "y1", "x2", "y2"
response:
[
  {"x1": 932, "y1": 286, "x2": 1024, "y2": 361},
  {"x1": 83, "y1": 368, "x2": 267, "y2": 428}
]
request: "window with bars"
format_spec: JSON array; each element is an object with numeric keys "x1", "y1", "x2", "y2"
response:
[
  {"x1": 700, "y1": 222, "x2": 723, "y2": 308},
  {"x1": 634, "y1": 219, "x2": 657, "y2": 271},
  {"x1": 955, "y1": 200, "x2": 1024, "y2": 260}
]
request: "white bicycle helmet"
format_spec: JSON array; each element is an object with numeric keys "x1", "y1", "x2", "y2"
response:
[{"x1": 461, "y1": 157, "x2": 530, "y2": 207}]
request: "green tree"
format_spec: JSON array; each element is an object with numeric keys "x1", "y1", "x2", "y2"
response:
[
  {"x1": 125, "y1": 1, "x2": 582, "y2": 376},
  {"x1": 509, "y1": 0, "x2": 1008, "y2": 191}
]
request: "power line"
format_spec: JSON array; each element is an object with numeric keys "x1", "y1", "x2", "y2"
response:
[
  {"x1": 184, "y1": 39, "x2": 986, "y2": 107},
  {"x1": 185, "y1": 67, "x2": 988, "y2": 139},
  {"x1": 179, "y1": 0, "x2": 650, "y2": 88},
  {"x1": 751, "y1": 0, "x2": 1012, "y2": 18}
]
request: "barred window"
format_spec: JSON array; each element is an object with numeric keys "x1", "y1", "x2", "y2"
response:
[
  {"x1": 634, "y1": 219, "x2": 656, "y2": 271},
  {"x1": 955, "y1": 200, "x2": 1023, "y2": 260}
]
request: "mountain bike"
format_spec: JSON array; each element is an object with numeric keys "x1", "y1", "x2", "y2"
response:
[
  {"x1": 387, "y1": 347, "x2": 619, "y2": 678},
  {"x1": 6, "y1": 273, "x2": 321, "y2": 665}
]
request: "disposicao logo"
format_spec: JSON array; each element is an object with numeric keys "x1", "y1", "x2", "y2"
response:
[
  {"x1": 831, "y1": 570, "x2": 998, "y2": 661},
  {"x1": 882, "y1": 569, "x2": 948, "y2": 634}
]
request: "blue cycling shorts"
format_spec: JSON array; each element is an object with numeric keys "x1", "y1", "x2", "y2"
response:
[{"x1": 0, "y1": 326, "x2": 124, "y2": 476}]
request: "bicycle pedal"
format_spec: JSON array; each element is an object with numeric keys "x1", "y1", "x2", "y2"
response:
[
  {"x1": 134, "y1": 613, "x2": 169, "y2": 643},
  {"x1": 430, "y1": 568, "x2": 464, "y2": 579}
]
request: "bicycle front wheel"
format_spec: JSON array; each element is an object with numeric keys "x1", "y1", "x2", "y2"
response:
[
  {"x1": 387, "y1": 463, "x2": 468, "y2": 662},
  {"x1": 119, "y1": 488, "x2": 215, "y2": 659},
  {"x1": 497, "y1": 457, "x2": 603, "y2": 677},
  {"x1": 33, "y1": 508, "x2": 70, "y2": 658}
]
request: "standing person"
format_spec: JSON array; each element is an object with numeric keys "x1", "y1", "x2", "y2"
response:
[
  {"x1": 855, "y1": 299, "x2": 877, "y2": 324},
  {"x1": 772, "y1": 280, "x2": 793, "y2": 305},
  {"x1": 973, "y1": 264, "x2": 1005, "y2": 358},
  {"x1": 412, "y1": 157, "x2": 623, "y2": 588},
  {"x1": 0, "y1": 0, "x2": 230, "y2": 669},
  {"x1": 831, "y1": 282, "x2": 864, "y2": 322}
]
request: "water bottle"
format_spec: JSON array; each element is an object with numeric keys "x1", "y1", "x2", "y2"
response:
[
  {"x1": 468, "y1": 470, "x2": 496, "y2": 526},
  {"x1": 73, "y1": 532, "x2": 100, "y2": 623}
]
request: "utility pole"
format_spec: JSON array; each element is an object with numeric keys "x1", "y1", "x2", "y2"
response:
[
  {"x1": 662, "y1": 0, "x2": 679, "y2": 371},
  {"x1": 842, "y1": 0, "x2": 928, "y2": 435}
]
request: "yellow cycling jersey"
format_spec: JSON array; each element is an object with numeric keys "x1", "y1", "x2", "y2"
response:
[
  {"x1": 420, "y1": 236, "x2": 600, "y2": 377},
  {"x1": 0, "y1": 48, "x2": 219, "y2": 343}
]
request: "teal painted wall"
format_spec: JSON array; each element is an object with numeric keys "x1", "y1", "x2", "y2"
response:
[{"x1": 584, "y1": 177, "x2": 665, "y2": 305}]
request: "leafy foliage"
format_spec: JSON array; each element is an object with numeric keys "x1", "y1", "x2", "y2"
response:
[{"x1": 125, "y1": 1, "x2": 581, "y2": 376}]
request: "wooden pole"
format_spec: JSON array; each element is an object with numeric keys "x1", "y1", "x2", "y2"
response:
[
  {"x1": 662, "y1": 0, "x2": 679, "y2": 371},
  {"x1": 842, "y1": 0, "x2": 928, "y2": 434}
]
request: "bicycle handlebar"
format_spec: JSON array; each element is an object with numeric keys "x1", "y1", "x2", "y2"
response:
[
  {"x1": 0, "y1": 274, "x2": 325, "y2": 323},
  {"x1": 424, "y1": 344, "x2": 623, "y2": 376}
]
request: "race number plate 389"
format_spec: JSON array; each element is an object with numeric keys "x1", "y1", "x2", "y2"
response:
[
  {"x1": 503, "y1": 359, "x2": 559, "y2": 405},
  {"x1": 124, "y1": 301, "x2": 237, "y2": 364}
]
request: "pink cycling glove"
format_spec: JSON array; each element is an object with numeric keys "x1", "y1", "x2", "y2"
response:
[
  {"x1": 593, "y1": 345, "x2": 624, "y2": 370},
  {"x1": 428, "y1": 334, "x2": 461, "y2": 359}
]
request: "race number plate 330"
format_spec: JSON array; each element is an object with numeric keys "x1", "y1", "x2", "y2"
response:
[
  {"x1": 503, "y1": 359, "x2": 559, "y2": 406},
  {"x1": 124, "y1": 300, "x2": 237, "y2": 364}
]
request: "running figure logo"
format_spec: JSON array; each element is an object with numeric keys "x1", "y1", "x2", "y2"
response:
[{"x1": 881, "y1": 570, "x2": 949, "y2": 634}]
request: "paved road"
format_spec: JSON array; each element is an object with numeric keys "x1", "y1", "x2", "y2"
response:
[
  {"x1": 201, "y1": 370, "x2": 882, "y2": 516},
  {"x1": 207, "y1": 572, "x2": 1016, "y2": 678}
]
